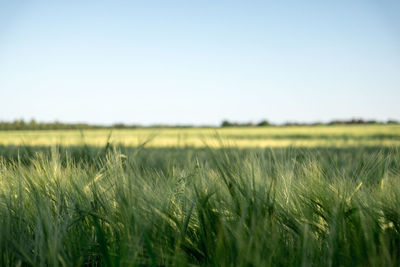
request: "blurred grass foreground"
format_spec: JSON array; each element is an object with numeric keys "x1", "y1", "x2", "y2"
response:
[{"x1": 1, "y1": 125, "x2": 400, "y2": 266}]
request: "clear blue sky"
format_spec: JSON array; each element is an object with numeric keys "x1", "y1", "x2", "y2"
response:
[{"x1": 1, "y1": 0, "x2": 399, "y2": 125}]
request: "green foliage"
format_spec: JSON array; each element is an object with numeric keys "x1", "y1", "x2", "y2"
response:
[
  {"x1": 256, "y1": 120, "x2": 270, "y2": 126},
  {"x1": 221, "y1": 120, "x2": 255, "y2": 127},
  {"x1": 0, "y1": 119, "x2": 102, "y2": 131},
  {"x1": 0, "y1": 145, "x2": 400, "y2": 266}
]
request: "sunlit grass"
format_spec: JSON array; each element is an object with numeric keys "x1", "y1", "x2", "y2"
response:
[
  {"x1": 1, "y1": 125, "x2": 400, "y2": 265},
  {"x1": 0, "y1": 145, "x2": 400, "y2": 266}
]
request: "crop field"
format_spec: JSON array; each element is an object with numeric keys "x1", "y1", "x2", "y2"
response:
[
  {"x1": 1, "y1": 124, "x2": 400, "y2": 148},
  {"x1": 1, "y1": 125, "x2": 400, "y2": 266}
]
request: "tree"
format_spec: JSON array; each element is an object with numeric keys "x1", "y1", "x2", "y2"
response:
[{"x1": 257, "y1": 120, "x2": 270, "y2": 126}]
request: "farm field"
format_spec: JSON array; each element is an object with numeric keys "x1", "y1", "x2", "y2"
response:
[
  {"x1": 1, "y1": 125, "x2": 400, "y2": 266},
  {"x1": 1, "y1": 124, "x2": 400, "y2": 148}
]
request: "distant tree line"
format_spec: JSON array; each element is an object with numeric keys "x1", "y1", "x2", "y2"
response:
[
  {"x1": 220, "y1": 119, "x2": 399, "y2": 127},
  {"x1": 0, "y1": 118, "x2": 398, "y2": 130},
  {"x1": 0, "y1": 120, "x2": 191, "y2": 131},
  {"x1": 221, "y1": 120, "x2": 270, "y2": 127},
  {"x1": 0, "y1": 120, "x2": 103, "y2": 131}
]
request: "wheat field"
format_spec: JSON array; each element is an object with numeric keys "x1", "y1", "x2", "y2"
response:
[
  {"x1": 1, "y1": 124, "x2": 400, "y2": 148},
  {"x1": 1, "y1": 125, "x2": 400, "y2": 266}
]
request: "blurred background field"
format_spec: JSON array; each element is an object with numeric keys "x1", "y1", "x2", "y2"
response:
[{"x1": 1, "y1": 124, "x2": 400, "y2": 148}]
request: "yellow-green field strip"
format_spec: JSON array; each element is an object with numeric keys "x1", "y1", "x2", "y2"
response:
[{"x1": 1, "y1": 125, "x2": 400, "y2": 148}]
